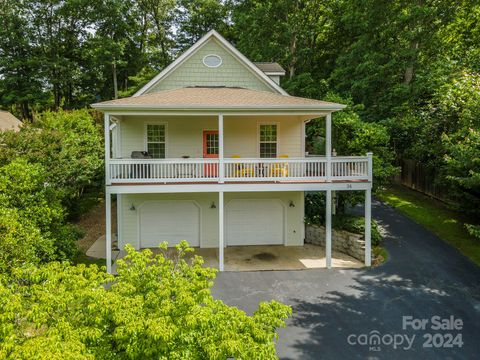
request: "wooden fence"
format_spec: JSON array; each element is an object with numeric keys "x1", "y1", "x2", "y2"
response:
[{"x1": 393, "y1": 158, "x2": 448, "y2": 201}]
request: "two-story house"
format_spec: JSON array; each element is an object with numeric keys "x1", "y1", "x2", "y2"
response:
[{"x1": 92, "y1": 30, "x2": 373, "y2": 273}]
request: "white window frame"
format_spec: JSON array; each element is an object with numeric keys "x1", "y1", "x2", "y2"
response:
[
  {"x1": 257, "y1": 122, "x2": 279, "y2": 158},
  {"x1": 202, "y1": 54, "x2": 223, "y2": 68},
  {"x1": 202, "y1": 128, "x2": 220, "y2": 157},
  {"x1": 144, "y1": 122, "x2": 168, "y2": 158}
]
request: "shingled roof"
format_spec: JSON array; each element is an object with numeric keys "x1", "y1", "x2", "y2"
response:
[
  {"x1": 92, "y1": 87, "x2": 345, "y2": 111},
  {"x1": 253, "y1": 62, "x2": 286, "y2": 75},
  {"x1": 0, "y1": 111, "x2": 22, "y2": 131}
]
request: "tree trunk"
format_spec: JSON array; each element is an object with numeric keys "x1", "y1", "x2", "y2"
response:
[
  {"x1": 404, "y1": 41, "x2": 419, "y2": 85},
  {"x1": 112, "y1": 61, "x2": 118, "y2": 99},
  {"x1": 53, "y1": 82, "x2": 61, "y2": 111},
  {"x1": 289, "y1": 33, "x2": 297, "y2": 79},
  {"x1": 21, "y1": 102, "x2": 31, "y2": 121},
  {"x1": 288, "y1": 1, "x2": 299, "y2": 79}
]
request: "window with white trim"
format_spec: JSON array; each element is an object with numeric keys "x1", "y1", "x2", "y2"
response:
[
  {"x1": 146, "y1": 124, "x2": 166, "y2": 158},
  {"x1": 259, "y1": 124, "x2": 277, "y2": 158}
]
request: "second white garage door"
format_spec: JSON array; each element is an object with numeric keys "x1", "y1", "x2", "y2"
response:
[
  {"x1": 139, "y1": 201, "x2": 200, "y2": 248},
  {"x1": 226, "y1": 199, "x2": 284, "y2": 246}
]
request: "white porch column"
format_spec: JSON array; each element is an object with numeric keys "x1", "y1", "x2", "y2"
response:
[
  {"x1": 325, "y1": 113, "x2": 332, "y2": 181},
  {"x1": 218, "y1": 191, "x2": 225, "y2": 271},
  {"x1": 326, "y1": 189, "x2": 332, "y2": 269},
  {"x1": 116, "y1": 194, "x2": 122, "y2": 246},
  {"x1": 218, "y1": 114, "x2": 224, "y2": 183},
  {"x1": 104, "y1": 113, "x2": 111, "y2": 185},
  {"x1": 365, "y1": 188, "x2": 372, "y2": 266},
  {"x1": 105, "y1": 192, "x2": 112, "y2": 273}
]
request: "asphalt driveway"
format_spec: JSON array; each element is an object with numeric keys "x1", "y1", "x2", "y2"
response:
[{"x1": 211, "y1": 200, "x2": 480, "y2": 359}]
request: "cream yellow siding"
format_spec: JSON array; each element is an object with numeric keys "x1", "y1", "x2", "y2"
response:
[
  {"x1": 118, "y1": 191, "x2": 304, "y2": 249},
  {"x1": 147, "y1": 39, "x2": 273, "y2": 93},
  {"x1": 118, "y1": 115, "x2": 304, "y2": 159}
]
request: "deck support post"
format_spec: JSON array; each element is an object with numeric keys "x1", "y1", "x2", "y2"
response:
[
  {"x1": 104, "y1": 113, "x2": 111, "y2": 185},
  {"x1": 326, "y1": 189, "x2": 332, "y2": 269},
  {"x1": 106, "y1": 192, "x2": 112, "y2": 273},
  {"x1": 365, "y1": 188, "x2": 372, "y2": 266},
  {"x1": 218, "y1": 191, "x2": 224, "y2": 271},
  {"x1": 326, "y1": 113, "x2": 332, "y2": 181},
  {"x1": 218, "y1": 114, "x2": 224, "y2": 183}
]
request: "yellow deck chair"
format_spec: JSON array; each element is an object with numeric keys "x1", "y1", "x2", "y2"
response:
[
  {"x1": 270, "y1": 155, "x2": 289, "y2": 177},
  {"x1": 232, "y1": 155, "x2": 254, "y2": 178}
]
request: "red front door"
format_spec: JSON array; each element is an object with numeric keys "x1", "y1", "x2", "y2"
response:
[{"x1": 203, "y1": 130, "x2": 219, "y2": 177}]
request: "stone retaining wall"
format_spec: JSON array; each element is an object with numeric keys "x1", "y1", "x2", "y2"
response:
[{"x1": 305, "y1": 224, "x2": 368, "y2": 262}]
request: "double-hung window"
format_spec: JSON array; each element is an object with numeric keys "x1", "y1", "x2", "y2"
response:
[
  {"x1": 146, "y1": 124, "x2": 166, "y2": 158},
  {"x1": 259, "y1": 124, "x2": 278, "y2": 158}
]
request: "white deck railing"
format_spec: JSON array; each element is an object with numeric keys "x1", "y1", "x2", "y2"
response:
[{"x1": 108, "y1": 156, "x2": 372, "y2": 184}]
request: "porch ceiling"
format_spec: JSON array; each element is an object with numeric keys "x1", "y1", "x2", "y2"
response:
[{"x1": 91, "y1": 87, "x2": 346, "y2": 113}]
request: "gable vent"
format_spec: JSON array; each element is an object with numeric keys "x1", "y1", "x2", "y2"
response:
[{"x1": 203, "y1": 54, "x2": 222, "y2": 68}]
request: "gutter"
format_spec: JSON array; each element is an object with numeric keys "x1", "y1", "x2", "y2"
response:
[{"x1": 90, "y1": 104, "x2": 347, "y2": 112}]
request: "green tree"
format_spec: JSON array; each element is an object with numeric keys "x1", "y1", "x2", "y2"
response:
[
  {"x1": 136, "y1": 0, "x2": 176, "y2": 70},
  {"x1": 0, "y1": 109, "x2": 104, "y2": 216},
  {"x1": 0, "y1": 207, "x2": 54, "y2": 275},
  {"x1": 306, "y1": 93, "x2": 397, "y2": 188},
  {"x1": 0, "y1": 159, "x2": 79, "y2": 274},
  {"x1": 0, "y1": 0, "x2": 46, "y2": 119},
  {"x1": 232, "y1": 0, "x2": 336, "y2": 80},
  {"x1": 440, "y1": 74, "x2": 480, "y2": 214},
  {"x1": 0, "y1": 242, "x2": 291, "y2": 359},
  {"x1": 175, "y1": 0, "x2": 231, "y2": 50}
]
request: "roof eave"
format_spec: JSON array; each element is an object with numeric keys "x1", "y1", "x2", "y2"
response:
[
  {"x1": 91, "y1": 104, "x2": 346, "y2": 112},
  {"x1": 264, "y1": 72, "x2": 286, "y2": 76}
]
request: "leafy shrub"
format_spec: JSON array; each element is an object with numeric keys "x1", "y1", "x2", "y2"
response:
[
  {"x1": 305, "y1": 192, "x2": 327, "y2": 224},
  {"x1": 0, "y1": 159, "x2": 79, "y2": 274},
  {"x1": 0, "y1": 207, "x2": 54, "y2": 274},
  {"x1": 0, "y1": 242, "x2": 291, "y2": 359},
  {"x1": 0, "y1": 109, "x2": 104, "y2": 218},
  {"x1": 305, "y1": 192, "x2": 382, "y2": 246},
  {"x1": 465, "y1": 224, "x2": 480, "y2": 241},
  {"x1": 333, "y1": 214, "x2": 382, "y2": 246}
]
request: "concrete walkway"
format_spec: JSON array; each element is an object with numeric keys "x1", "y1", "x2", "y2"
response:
[{"x1": 86, "y1": 234, "x2": 120, "y2": 261}]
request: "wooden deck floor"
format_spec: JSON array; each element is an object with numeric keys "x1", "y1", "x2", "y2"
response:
[{"x1": 113, "y1": 179, "x2": 370, "y2": 186}]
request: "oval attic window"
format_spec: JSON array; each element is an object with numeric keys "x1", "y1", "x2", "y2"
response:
[{"x1": 203, "y1": 54, "x2": 222, "y2": 68}]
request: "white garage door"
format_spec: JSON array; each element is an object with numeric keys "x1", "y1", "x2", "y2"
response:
[
  {"x1": 226, "y1": 199, "x2": 284, "y2": 246},
  {"x1": 139, "y1": 201, "x2": 200, "y2": 248}
]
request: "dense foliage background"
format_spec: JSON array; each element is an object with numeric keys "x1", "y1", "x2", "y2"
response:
[{"x1": 1, "y1": 0, "x2": 478, "y2": 218}]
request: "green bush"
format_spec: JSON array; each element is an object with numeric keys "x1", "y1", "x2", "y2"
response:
[
  {"x1": 0, "y1": 242, "x2": 291, "y2": 359},
  {"x1": 334, "y1": 214, "x2": 382, "y2": 246},
  {"x1": 305, "y1": 192, "x2": 382, "y2": 246},
  {"x1": 0, "y1": 207, "x2": 54, "y2": 274},
  {"x1": 0, "y1": 159, "x2": 79, "y2": 274},
  {"x1": 0, "y1": 109, "x2": 104, "y2": 218},
  {"x1": 465, "y1": 224, "x2": 480, "y2": 241}
]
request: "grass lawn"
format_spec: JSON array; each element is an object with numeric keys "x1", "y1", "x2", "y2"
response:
[
  {"x1": 377, "y1": 185, "x2": 480, "y2": 266},
  {"x1": 74, "y1": 253, "x2": 106, "y2": 267}
]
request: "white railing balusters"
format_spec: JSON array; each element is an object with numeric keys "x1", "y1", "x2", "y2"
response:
[{"x1": 107, "y1": 156, "x2": 371, "y2": 184}]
